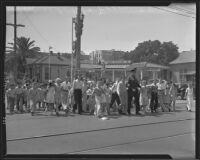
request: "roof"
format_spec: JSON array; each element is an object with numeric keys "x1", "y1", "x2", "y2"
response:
[
  {"x1": 106, "y1": 64, "x2": 130, "y2": 69},
  {"x1": 169, "y1": 50, "x2": 196, "y2": 64},
  {"x1": 126, "y1": 62, "x2": 169, "y2": 70},
  {"x1": 26, "y1": 58, "x2": 38, "y2": 64},
  {"x1": 81, "y1": 64, "x2": 101, "y2": 69},
  {"x1": 27, "y1": 55, "x2": 71, "y2": 66}
]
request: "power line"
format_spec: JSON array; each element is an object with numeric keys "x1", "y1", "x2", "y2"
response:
[
  {"x1": 173, "y1": 6, "x2": 196, "y2": 14},
  {"x1": 153, "y1": 7, "x2": 195, "y2": 19},
  {"x1": 23, "y1": 13, "x2": 52, "y2": 47},
  {"x1": 168, "y1": 6, "x2": 195, "y2": 15}
]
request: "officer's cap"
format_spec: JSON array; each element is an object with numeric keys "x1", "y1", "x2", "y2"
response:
[{"x1": 129, "y1": 68, "x2": 137, "y2": 72}]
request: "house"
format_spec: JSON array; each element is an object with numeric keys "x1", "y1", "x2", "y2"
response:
[
  {"x1": 26, "y1": 53, "x2": 72, "y2": 82},
  {"x1": 169, "y1": 50, "x2": 196, "y2": 86},
  {"x1": 126, "y1": 62, "x2": 170, "y2": 81}
]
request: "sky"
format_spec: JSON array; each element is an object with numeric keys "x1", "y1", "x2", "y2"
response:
[{"x1": 6, "y1": 3, "x2": 196, "y2": 54}]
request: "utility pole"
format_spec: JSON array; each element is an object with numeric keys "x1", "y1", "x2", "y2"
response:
[
  {"x1": 74, "y1": 6, "x2": 84, "y2": 75},
  {"x1": 6, "y1": 6, "x2": 25, "y2": 83},
  {"x1": 71, "y1": 18, "x2": 75, "y2": 83},
  {"x1": 6, "y1": 6, "x2": 25, "y2": 54}
]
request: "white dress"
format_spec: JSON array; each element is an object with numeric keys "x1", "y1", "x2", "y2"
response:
[
  {"x1": 186, "y1": 87, "x2": 193, "y2": 110},
  {"x1": 46, "y1": 86, "x2": 55, "y2": 104}
]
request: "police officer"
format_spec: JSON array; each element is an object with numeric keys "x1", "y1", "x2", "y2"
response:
[{"x1": 127, "y1": 68, "x2": 141, "y2": 115}]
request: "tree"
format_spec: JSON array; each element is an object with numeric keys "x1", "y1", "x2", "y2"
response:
[
  {"x1": 5, "y1": 37, "x2": 40, "y2": 82},
  {"x1": 126, "y1": 40, "x2": 179, "y2": 65}
]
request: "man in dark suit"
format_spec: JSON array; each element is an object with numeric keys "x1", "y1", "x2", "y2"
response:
[{"x1": 127, "y1": 68, "x2": 141, "y2": 115}]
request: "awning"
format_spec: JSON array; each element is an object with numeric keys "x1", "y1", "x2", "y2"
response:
[
  {"x1": 126, "y1": 62, "x2": 169, "y2": 71},
  {"x1": 181, "y1": 71, "x2": 195, "y2": 75}
]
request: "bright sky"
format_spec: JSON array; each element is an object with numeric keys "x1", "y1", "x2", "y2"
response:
[{"x1": 6, "y1": 3, "x2": 196, "y2": 54}]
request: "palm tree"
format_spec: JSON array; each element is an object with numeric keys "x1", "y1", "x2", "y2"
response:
[{"x1": 5, "y1": 37, "x2": 40, "y2": 82}]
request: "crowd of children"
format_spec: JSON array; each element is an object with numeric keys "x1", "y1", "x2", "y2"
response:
[{"x1": 5, "y1": 75, "x2": 194, "y2": 118}]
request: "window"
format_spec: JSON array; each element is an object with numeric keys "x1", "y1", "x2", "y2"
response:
[
  {"x1": 180, "y1": 69, "x2": 186, "y2": 82},
  {"x1": 45, "y1": 67, "x2": 49, "y2": 80}
]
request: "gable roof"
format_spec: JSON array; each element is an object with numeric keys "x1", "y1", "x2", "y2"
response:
[
  {"x1": 27, "y1": 55, "x2": 71, "y2": 66},
  {"x1": 169, "y1": 50, "x2": 196, "y2": 64}
]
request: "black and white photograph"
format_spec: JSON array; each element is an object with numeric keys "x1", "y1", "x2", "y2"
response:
[{"x1": 4, "y1": 3, "x2": 196, "y2": 159}]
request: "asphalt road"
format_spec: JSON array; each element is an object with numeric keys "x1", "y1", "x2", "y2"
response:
[{"x1": 6, "y1": 101, "x2": 196, "y2": 159}]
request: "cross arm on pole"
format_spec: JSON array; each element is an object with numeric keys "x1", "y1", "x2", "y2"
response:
[{"x1": 6, "y1": 23, "x2": 25, "y2": 27}]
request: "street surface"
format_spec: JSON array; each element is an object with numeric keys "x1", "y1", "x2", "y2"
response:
[{"x1": 6, "y1": 100, "x2": 196, "y2": 159}]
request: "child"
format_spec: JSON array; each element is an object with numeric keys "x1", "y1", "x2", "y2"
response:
[
  {"x1": 102, "y1": 81, "x2": 112, "y2": 115},
  {"x1": 61, "y1": 77, "x2": 71, "y2": 114},
  {"x1": 54, "y1": 78, "x2": 62, "y2": 116},
  {"x1": 87, "y1": 83, "x2": 95, "y2": 115},
  {"x1": 28, "y1": 82, "x2": 39, "y2": 116},
  {"x1": 169, "y1": 82, "x2": 177, "y2": 112},
  {"x1": 163, "y1": 83, "x2": 172, "y2": 112},
  {"x1": 92, "y1": 81, "x2": 105, "y2": 118},
  {"x1": 149, "y1": 79, "x2": 158, "y2": 113},
  {"x1": 185, "y1": 83, "x2": 193, "y2": 112},
  {"x1": 82, "y1": 79, "x2": 88, "y2": 112},
  {"x1": 117, "y1": 76, "x2": 127, "y2": 115},
  {"x1": 139, "y1": 80, "x2": 149, "y2": 114},
  {"x1": 6, "y1": 83, "x2": 16, "y2": 114},
  {"x1": 45, "y1": 80, "x2": 55, "y2": 115}
]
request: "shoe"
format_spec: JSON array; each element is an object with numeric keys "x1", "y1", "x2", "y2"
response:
[{"x1": 136, "y1": 112, "x2": 142, "y2": 115}]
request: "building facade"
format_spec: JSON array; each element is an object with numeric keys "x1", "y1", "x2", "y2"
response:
[
  {"x1": 169, "y1": 50, "x2": 195, "y2": 86},
  {"x1": 89, "y1": 50, "x2": 126, "y2": 64}
]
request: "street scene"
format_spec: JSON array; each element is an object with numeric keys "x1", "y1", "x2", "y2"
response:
[{"x1": 5, "y1": 4, "x2": 196, "y2": 159}]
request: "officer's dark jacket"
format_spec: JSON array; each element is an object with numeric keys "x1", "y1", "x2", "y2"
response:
[{"x1": 127, "y1": 76, "x2": 141, "y2": 92}]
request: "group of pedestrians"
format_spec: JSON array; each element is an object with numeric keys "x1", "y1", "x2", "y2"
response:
[{"x1": 5, "y1": 68, "x2": 194, "y2": 118}]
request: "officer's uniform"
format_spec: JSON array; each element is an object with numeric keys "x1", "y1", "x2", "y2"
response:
[{"x1": 127, "y1": 69, "x2": 141, "y2": 115}]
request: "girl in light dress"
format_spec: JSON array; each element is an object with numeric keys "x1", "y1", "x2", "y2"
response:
[
  {"x1": 61, "y1": 77, "x2": 71, "y2": 114},
  {"x1": 117, "y1": 76, "x2": 127, "y2": 114},
  {"x1": 139, "y1": 80, "x2": 149, "y2": 114},
  {"x1": 92, "y1": 81, "x2": 107, "y2": 118},
  {"x1": 54, "y1": 78, "x2": 62, "y2": 116},
  {"x1": 45, "y1": 81, "x2": 55, "y2": 115},
  {"x1": 185, "y1": 83, "x2": 193, "y2": 112}
]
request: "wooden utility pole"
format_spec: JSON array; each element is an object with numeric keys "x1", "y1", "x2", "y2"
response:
[
  {"x1": 6, "y1": 6, "x2": 25, "y2": 83},
  {"x1": 75, "y1": 6, "x2": 84, "y2": 75},
  {"x1": 6, "y1": 6, "x2": 25, "y2": 54}
]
